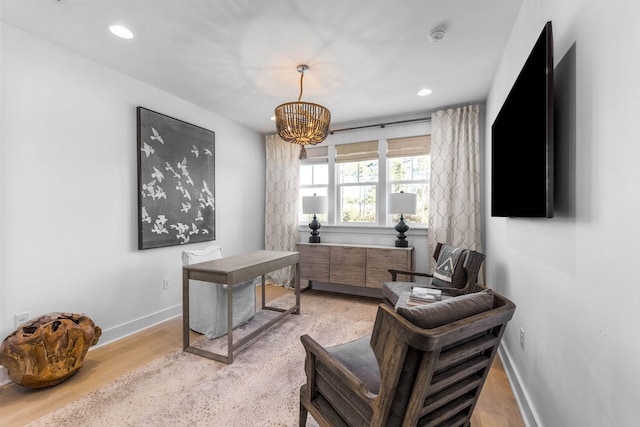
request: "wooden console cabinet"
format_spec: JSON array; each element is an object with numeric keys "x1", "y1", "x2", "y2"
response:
[{"x1": 297, "y1": 243, "x2": 415, "y2": 298}]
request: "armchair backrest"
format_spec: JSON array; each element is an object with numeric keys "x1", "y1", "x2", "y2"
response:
[{"x1": 368, "y1": 289, "x2": 515, "y2": 426}]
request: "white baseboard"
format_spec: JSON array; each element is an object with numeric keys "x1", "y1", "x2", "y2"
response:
[
  {"x1": 0, "y1": 304, "x2": 182, "y2": 387},
  {"x1": 498, "y1": 343, "x2": 543, "y2": 427},
  {"x1": 93, "y1": 304, "x2": 182, "y2": 349}
]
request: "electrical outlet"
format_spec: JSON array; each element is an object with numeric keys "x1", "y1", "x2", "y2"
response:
[
  {"x1": 15, "y1": 312, "x2": 30, "y2": 328},
  {"x1": 163, "y1": 279, "x2": 170, "y2": 290},
  {"x1": 519, "y1": 328, "x2": 525, "y2": 349}
]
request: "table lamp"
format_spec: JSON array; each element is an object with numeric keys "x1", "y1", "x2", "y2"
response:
[
  {"x1": 302, "y1": 194, "x2": 328, "y2": 243},
  {"x1": 388, "y1": 191, "x2": 417, "y2": 247}
]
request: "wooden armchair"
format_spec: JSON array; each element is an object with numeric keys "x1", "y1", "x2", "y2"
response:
[
  {"x1": 384, "y1": 243, "x2": 485, "y2": 306},
  {"x1": 299, "y1": 288, "x2": 515, "y2": 426}
]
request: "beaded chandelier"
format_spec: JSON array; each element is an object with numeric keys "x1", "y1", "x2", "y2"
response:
[{"x1": 275, "y1": 65, "x2": 331, "y2": 158}]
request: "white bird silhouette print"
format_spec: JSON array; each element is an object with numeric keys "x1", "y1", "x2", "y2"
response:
[
  {"x1": 141, "y1": 207, "x2": 152, "y2": 223},
  {"x1": 151, "y1": 167, "x2": 164, "y2": 182},
  {"x1": 165, "y1": 162, "x2": 181, "y2": 179},
  {"x1": 204, "y1": 148, "x2": 213, "y2": 156},
  {"x1": 141, "y1": 141, "x2": 154, "y2": 157},
  {"x1": 152, "y1": 185, "x2": 166, "y2": 200},
  {"x1": 150, "y1": 127, "x2": 164, "y2": 144},
  {"x1": 191, "y1": 145, "x2": 199, "y2": 158},
  {"x1": 177, "y1": 158, "x2": 188, "y2": 175},
  {"x1": 142, "y1": 179, "x2": 156, "y2": 197},
  {"x1": 152, "y1": 215, "x2": 169, "y2": 235},
  {"x1": 151, "y1": 222, "x2": 168, "y2": 234},
  {"x1": 170, "y1": 223, "x2": 189, "y2": 233}
]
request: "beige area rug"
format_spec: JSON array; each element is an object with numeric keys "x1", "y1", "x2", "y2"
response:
[{"x1": 28, "y1": 291, "x2": 379, "y2": 427}]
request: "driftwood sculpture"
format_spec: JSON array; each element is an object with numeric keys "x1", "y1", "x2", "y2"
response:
[{"x1": 0, "y1": 312, "x2": 101, "y2": 388}]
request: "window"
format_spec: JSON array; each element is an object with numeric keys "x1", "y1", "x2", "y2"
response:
[
  {"x1": 299, "y1": 125, "x2": 431, "y2": 228},
  {"x1": 387, "y1": 136, "x2": 430, "y2": 224},
  {"x1": 299, "y1": 146, "x2": 328, "y2": 223},
  {"x1": 336, "y1": 141, "x2": 378, "y2": 223}
]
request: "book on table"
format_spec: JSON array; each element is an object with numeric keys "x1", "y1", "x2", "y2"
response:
[{"x1": 410, "y1": 287, "x2": 442, "y2": 303}]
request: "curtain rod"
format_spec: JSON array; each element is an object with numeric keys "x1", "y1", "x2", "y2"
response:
[{"x1": 329, "y1": 117, "x2": 431, "y2": 134}]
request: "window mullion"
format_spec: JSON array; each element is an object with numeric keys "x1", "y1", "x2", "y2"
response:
[
  {"x1": 327, "y1": 145, "x2": 336, "y2": 225},
  {"x1": 378, "y1": 138, "x2": 388, "y2": 227}
]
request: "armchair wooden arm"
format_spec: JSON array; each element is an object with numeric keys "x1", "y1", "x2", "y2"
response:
[
  {"x1": 300, "y1": 334, "x2": 379, "y2": 427},
  {"x1": 300, "y1": 334, "x2": 376, "y2": 403},
  {"x1": 387, "y1": 268, "x2": 432, "y2": 281},
  {"x1": 387, "y1": 269, "x2": 471, "y2": 295}
]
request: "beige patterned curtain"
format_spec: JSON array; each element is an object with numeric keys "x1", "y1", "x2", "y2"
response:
[
  {"x1": 428, "y1": 105, "x2": 482, "y2": 271},
  {"x1": 264, "y1": 134, "x2": 300, "y2": 287}
]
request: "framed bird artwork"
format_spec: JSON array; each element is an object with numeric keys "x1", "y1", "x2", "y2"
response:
[{"x1": 136, "y1": 107, "x2": 215, "y2": 249}]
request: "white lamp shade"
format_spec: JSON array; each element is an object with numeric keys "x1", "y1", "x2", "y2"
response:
[
  {"x1": 302, "y1": 195, "x2": 328, "y2": 214},
  {"x1": 388, "y1": 192, "x2": 417, "y2": 214}
]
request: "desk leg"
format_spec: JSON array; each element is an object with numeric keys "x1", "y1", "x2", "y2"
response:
[
  {"x1": 261, "y1": 274, "x2": 266, "y2": 309},
  {"x1": 295, "y1": 261, "x2": 301, "y2": 315},
  {"x1": 182, "y1": 269, "x2": 190, "y2": 350},
  {"x1": 227, "y1": 282, "x2": 234, "y2": 364}
]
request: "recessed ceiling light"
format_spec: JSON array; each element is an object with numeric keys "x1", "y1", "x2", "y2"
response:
[
  {"x1": 418, "y1": 88, "x2": 433, "y2": 96},
  {"x1": 109, "y1": 25, "x2": 134, "y2": 39}
]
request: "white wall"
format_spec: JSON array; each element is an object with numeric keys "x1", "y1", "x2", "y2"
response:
[
  {"x1": 485, "y1": 1, "x2": 640, "y2": 426},
  {"x1": 0, "y1": 24, "x2": 265, "y2": 381}
]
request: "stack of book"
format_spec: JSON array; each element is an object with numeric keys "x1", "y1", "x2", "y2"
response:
[{"x1": 409, "y1": 287, "x2": 442, "y2": 304}]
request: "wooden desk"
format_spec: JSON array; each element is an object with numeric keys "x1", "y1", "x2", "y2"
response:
[{"x1": 182, "y1": 250, "x2": 300, "y2": 364}]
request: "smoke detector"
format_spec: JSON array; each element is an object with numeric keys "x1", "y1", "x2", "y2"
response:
[{"x1": 428, "y1": 28, "x2": 447, "y2": 43}]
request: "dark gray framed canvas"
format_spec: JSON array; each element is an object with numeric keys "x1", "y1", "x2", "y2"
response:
[{"x1": 137, "y1": 107, "x2": 215, "y2": 249}]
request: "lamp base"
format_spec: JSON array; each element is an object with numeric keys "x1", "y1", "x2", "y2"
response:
[
  {"x1": 394, "y1": 239, "x2": 408, "y2": 248},
  {"x1": 393, "y1": 215, "x2": 410, "y2": 248},
  {"x1": 308, "y1": 215, "x2": 322, "y2": 244}
]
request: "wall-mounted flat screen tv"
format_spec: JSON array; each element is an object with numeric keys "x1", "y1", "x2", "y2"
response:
[{"x1": 491, "y1": 21, "x2": 554, "y2": 218}]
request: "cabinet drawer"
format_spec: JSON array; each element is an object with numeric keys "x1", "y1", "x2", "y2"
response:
[
  {"x1": 298, "y1": 245, "x2": 330, "y2": 282},
  {"x1": 329, "y1": 246, "x2": 366, "y2": 286},
  {"x1": 366, "y1": 248, "x2": 413, "y2": 289}
]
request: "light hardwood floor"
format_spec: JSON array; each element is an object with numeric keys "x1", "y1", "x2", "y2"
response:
[{"x1": 0, "y1": 285, "x2": 523, "y2": 426}]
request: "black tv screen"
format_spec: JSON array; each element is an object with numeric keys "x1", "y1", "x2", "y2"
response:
[{"x1": 491, "y1": 21, "x2": 554, "y2": 218}]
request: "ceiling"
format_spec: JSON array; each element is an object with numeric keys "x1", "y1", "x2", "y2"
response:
[{"x1": 1, "y1": 0, "x2": 523, "y2": 134}]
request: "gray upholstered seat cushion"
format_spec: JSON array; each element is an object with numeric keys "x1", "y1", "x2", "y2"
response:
[
  {"x1": 384, "y1": 281, "x2": 419, "y2": 306},
  {"x1": 396, "y1": 290, "x2": 494, "y2": 329}
]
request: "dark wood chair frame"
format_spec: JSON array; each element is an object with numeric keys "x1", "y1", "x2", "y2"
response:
[
  {"x1": 299, "y1": 288, "x2": 516, "y2": 427},
  {"x1": 386, "y1": 243, "x2": 486, "y2": 302}
]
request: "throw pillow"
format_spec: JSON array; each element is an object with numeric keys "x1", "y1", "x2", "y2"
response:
[
  {"x1": 396, "y1": 290, "x2": 494, "y2": 329},
  {"x1": 432, "y1": 245, "x2": 468, "y2": 289}
]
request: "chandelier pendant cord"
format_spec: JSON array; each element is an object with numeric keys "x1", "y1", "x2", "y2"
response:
[{"x1": 298, "y1": 71, "x2": 304, "y2": 102}]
